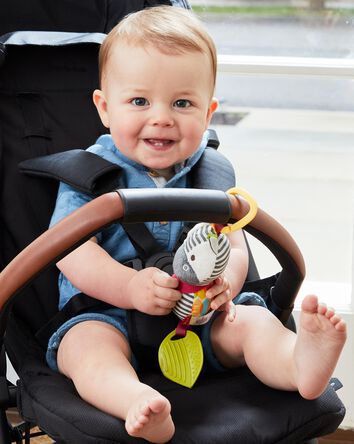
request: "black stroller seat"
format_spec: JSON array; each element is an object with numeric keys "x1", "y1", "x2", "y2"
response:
[
  {"x1": 0, "y1": 1, "x2": 345, "y2": 443},
  {"x1": 0, "y1": 188, "x2": 346, "y2": 444}
]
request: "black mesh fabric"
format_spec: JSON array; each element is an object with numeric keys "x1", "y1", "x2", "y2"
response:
[
  {"x1": 0, "y1": 41, "x2": 107, "y2": 335},
  {"x1": 6, "y1": 314, "x2": 345, "y2": 444},
  {"x1": 18, "y1": 356, "x2": 345, "y2": 444},
  {"x1": 0, "y1": 0, "x2": 171, "y2": 35}
]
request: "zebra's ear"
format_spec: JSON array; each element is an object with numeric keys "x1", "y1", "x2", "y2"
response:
[
  {"x1": 187, "y1": 222, "x2": 209, "y2": 237},
  {"x1": 209, "y1": 235, "x2": 219, "y2": 255}
]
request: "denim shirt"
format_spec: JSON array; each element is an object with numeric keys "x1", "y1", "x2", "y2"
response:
[{"x1": 50, "y1": 133, "x2": 208, "y2": 309}]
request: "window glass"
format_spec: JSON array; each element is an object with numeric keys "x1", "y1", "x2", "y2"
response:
[
  {"x1": 193, "y1": 1, "x2": 354, "y2": 58},
  {"x1": 191, "y1": 1, "x2": 354, "y2": 310}
]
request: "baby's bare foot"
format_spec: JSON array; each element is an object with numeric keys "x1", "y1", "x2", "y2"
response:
[
  {"x1": 125, "y1": 390, "x2": 175, "y2": 443},
  {"x1": 294, "y1": 294, "x2": 346, "y2": 399}
]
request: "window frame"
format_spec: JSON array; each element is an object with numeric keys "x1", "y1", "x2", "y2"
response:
[
  {"x1": 217, "y1": 55, "x2": 354, "y2": 78},
  {"x1": 215, "y1": 54, "x2": 354, "y2": 312}
]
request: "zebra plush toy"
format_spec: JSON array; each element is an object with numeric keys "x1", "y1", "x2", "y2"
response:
[
  {"x1": 159, "y1": 189, "x2": 257, "y2": 387},
  {"x1": 172, "y1": 222, "x2": 231, "y2": 327},
  {"x1": 158, "y1": 222, "x2": 232, "y2": 388}
]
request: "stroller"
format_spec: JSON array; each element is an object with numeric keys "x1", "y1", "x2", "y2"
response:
[{"x1": 0, "y1": 1, "x2": 345, "y2": 443}]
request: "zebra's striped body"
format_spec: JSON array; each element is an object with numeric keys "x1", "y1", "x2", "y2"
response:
[{"x1": 172, "y1": 223, "x2": 231, "y2": 325}]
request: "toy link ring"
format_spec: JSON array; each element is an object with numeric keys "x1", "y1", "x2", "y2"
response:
[{"x1": 221, "y1": 187, "x2": 258, "y2": 234}]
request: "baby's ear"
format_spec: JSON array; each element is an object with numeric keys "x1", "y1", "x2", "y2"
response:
[
  {"x1": 93, "y1": 89, "x2": 110, "y2": 128},
  {"x1": 206, "y1": 97, "x2": 218, "y2": 125}
]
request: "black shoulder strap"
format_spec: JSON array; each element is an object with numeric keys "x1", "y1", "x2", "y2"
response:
[
  {"x1": 19, "y1": 149, "x2": 123, "y2": 196},
  {"x1": 190, "y1": 146, "x2": 236, "y2": 190},
  {"x1": 121, "y1": 222, "x2": 162, "y2": 261}
]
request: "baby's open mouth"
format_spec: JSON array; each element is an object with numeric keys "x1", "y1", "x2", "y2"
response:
[{"x1": 144, "y1": 138, "x2": 174, "y2": 147}]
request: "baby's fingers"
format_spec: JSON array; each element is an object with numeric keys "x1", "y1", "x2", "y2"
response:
[
  {"x1": 153, "y1": 270, "x2": 179, "y2": 289},
  {"x1": 226, "y1": 302, "x2": 236, "y2": 322},
  {"x1": 155, "y1": 285, "x2": 181, "y2": 302},
  {"x1": 153, "y1": 287, "x2": 181, "y2": 315},
  {"x1": 153, "y1": 291, "x2": 180, "y2": 315},
  {"x1": 155, "y1": 296, "x2": 178, "y2": 311},
  {"x1": 210, "y1": 289, "x2": 231, "y2": 310},
  {"x1": 206, "y1": 277, "x2": 226, "y2": 299}
]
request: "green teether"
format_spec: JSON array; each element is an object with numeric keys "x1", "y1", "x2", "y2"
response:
[{"x1": 158, "y1": 330, "x2": 203, "y2": 388}]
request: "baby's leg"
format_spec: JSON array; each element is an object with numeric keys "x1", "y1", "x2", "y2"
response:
[
  {"x1": 57, "y1": 320, "x2": 175, "y2": 443},
  {"x1": 210, "y1": 295, "x2": 346, "y2": 399}
]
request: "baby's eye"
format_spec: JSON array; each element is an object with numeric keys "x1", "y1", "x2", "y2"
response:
[
  {"x1": 131, "y1": 97, "x2": 149, "y2": 106},
  {"x1": 174, "y1": 99, "x2": 191, "y2": 108}
]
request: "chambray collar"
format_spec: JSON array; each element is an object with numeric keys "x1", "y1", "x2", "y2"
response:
[{"x1": 98, "y1": 132, "x2": 208, "y2": 187}]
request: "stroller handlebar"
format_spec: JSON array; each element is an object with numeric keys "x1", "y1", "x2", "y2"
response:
[{"x1": 0, "y1": 188, "x2": 305, "y2": 332}]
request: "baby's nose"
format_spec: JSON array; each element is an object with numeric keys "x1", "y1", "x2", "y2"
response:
[{"x1": 150, "y1": 106, "x2": 174, "y2": 127}]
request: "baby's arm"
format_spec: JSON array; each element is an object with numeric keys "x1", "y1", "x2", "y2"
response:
[
  {"x1": 57, "y1": 237, "x2": 180, "y2": 315},
  {"x1": 206, "y1": 229, "x2": 249, "y2": 313}
]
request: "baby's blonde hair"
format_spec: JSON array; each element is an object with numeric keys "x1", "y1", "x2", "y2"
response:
[{"x1": 99, "y1": 6, "x2": 217, "y2": 94}]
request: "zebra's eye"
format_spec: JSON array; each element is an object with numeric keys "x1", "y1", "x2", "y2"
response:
[
  {"x1": 190, "y1": 255, "x2": 195, "y2": 261},
  {"x1": 183, "y1": 264, "x2": 190, "y2": 271}
]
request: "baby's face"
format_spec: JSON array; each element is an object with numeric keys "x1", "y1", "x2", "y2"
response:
[{"x1": 94, "y1": 43, "x2": 216, "y2": 175}]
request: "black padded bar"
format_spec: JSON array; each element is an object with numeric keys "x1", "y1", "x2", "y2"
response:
[
  {"x1": 118, "y1": 188, "x2": 231, "y2": 224},
  {"x1": 19, "y1": 150, "x2": 122, "y2": 195},
  {"x1": 0, "y1": 31, "x2": 106, "y2": 46}
]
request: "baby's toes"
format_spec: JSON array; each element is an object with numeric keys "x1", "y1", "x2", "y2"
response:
[
  {"x1": 137, "y1": 412, "x2": 150, "y2": 427},
  {"x1": 329, "y1": 313, "x2": 340, "y2": 325},
  {"x1": 335, "y1": 319, "x2": 347, "y2": 332},
  {"x1": 133, "y1": 403, "x2": 150, "y2": 427},
  {"x1": 325, "y1": 306, "x2": 335, "y2": 319},
  {"x1": 125, "y1": 418, "x2": 136, "y2": 434},
  {"x1": 317, "y1": 302, "x2": 327, "y2": 316},
  {"x1": 127, "y1": 404, "x2": 147, "y2": 432},
  {"x1": 139, "y1": 401, "x2": 151, "y2": 417}
]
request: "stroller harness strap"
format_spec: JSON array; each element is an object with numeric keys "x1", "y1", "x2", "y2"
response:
[
  {"x1": 19, "y1": 129, "x2": 229, "y2": 195},
  {"x1": 19, "y1": 148, "x2": 124, "y2": 196}
]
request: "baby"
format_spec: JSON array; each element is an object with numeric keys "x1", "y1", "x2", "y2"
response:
[{"x1": 46, "y1": 6, "x2": 347, "y2": 443}]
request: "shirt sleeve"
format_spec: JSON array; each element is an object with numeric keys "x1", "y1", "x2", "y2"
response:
[
  {"x1": 50, "y1": 183, "x2": 104, "y2": 243},
  {"x1": 49, "y1": 182, "x2": 92, "y2": 227}
]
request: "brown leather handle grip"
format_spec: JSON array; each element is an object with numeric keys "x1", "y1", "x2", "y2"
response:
[{"x1": 0, "y1": 192, "x2": 123, "y2": 311}]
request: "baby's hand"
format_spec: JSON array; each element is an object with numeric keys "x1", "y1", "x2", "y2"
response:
[
  {"x1": 206, "y1": 276, "x2": 236, "y2": 322},
  {"x1": 128, "y1": 267, "x2": 180, "y2": 316}
]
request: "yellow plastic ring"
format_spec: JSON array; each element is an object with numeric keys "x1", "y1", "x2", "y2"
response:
[{"x1": 221, "y1": 187, "x2": 258, "y2": 234}]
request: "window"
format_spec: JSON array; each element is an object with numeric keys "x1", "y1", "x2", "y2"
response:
[
  {"x1": 191, "y1": 1, "x2": 354, "y2": 312},
  {"x1": 191, "y1": 2, "x2": 354, "y2": 425}
]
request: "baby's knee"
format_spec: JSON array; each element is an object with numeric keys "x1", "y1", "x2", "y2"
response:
[
  {"x1": 58, "y1": 320, "x2": 131, "y2": 376},
  {"x1": 212, "y1": 305, "x2": 272, "y2": 345},
  {"x1": 231, "y1": 305, "x2": 283, "y2": 343},
  {"x1": 237, "y1": 304, "x2": 272, "y2": 324}
]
